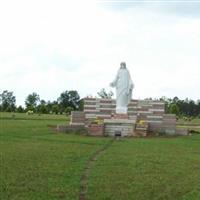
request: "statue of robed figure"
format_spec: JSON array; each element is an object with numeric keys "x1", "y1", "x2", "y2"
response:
[{"x1": 110, "y1": 62, "x2": 134, "y2": 114}]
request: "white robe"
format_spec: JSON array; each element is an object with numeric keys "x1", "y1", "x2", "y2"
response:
[{"x1": 111, "y1": 68, "x2": 134, "y2": 114}]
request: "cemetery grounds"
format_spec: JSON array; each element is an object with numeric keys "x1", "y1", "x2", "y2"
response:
[{"x1": 0, "y1": 112, "x2": 200, "y2": 200}]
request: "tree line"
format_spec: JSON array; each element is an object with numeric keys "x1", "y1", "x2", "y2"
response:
[
  {"x1": 0, "y1": 90, "x2": 83, "y2": 114},
  {"x1": 163, "y1": 96, "x2": 200, "y2": 117},
  {"x1": 0, "y1": 90, "x2": 200, "y2": 117}
]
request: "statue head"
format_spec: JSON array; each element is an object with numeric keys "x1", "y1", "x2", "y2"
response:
[{"x1": 120, "y1": 62, "x2": 126, "y2": 69}]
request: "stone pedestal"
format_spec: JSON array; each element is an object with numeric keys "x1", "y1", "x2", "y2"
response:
[
  {"x1": 88, "y1": 124, "x2": 104, "y2": 136},
  {"x1": 104, "y1": 118, "x2": 136, "y2": 137},
  {"x1": 135, "y1": 122, "x2": 149, "y2": 137},
  {"x1": 112, "y1": 113, "x2": 129, "y2": 119},
  {"x1": 70, "y1": 111, "x2": 85, "y2": 126}
]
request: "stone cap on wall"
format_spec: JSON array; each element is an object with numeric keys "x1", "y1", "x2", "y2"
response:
[{"x1": 104, "y1": 119, "x2": 136, "y2": 124}]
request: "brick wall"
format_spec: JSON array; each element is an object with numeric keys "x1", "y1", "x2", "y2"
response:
[{"x1": 83, "y1": 98, "x2": 176, "y2": 134}]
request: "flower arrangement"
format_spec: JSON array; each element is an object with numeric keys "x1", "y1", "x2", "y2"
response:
[
  {"x1": 139, "y1": 120, "x2": 145, "y2": 125},
  {"x1": 92, "y1": 118, "x2": 104, "y2": 125}
]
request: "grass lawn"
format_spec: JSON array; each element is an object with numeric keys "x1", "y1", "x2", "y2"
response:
[
  {"x1": 87, "y1": 136, "x2": 200, "y2": 200},
  {"x1": 1, "y1": 112, "x2": 200, "y2": 200},
  {"x1": 177, "y1": 118, "x2": 200, "y2": 126},
  {"x1": 0, "y1": 112, "x2": 110, "y2": 200},
  {"x1": 177, "y1": 118, "x2": 200, "y2": 132},
  {"x1": 0, "y1": 112, "x2": 69, "y2": 121}
]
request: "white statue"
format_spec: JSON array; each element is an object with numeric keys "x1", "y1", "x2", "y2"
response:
[{"x1": 110, "y1": 62, "x2": 134, "y2": 114}]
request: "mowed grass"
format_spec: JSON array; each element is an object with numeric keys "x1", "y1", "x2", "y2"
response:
[
  {"x1": 0, "y1": 112, "x2": 68, "y2": 121},
  {"x1": 1, "y1": 112, "x2": 200, "y2": 200},
  {"x1": 177, "y1": 118, "x2": 200, "y2": 126},
  {"x1": 87, "y1": 136, "x2": 200, "y2": 200},
  {"x1": 0, "y1": 112, "x2": 110, "y2": 200},
  {"x1": 177, "y1": 118, "x2": 200, "y2": 132}
]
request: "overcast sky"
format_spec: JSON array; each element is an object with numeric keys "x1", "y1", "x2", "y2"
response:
[{"x1": 0, "y1": 0, "x2": 200, "y2": 106}]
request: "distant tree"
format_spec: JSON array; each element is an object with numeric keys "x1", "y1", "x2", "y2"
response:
[
  {"x1": 169, "y1": 103, "x2": 180, "y2": 116},
  {"x1": 145, "y1": 97, "x2": 153, "y2": 100},
  {"x1": 159, "y1": 96, "x2": 170, "y2": 113},
  {"x1": 161, "y1": 96, "x2": 200, "y2": 117},
  {"x1": 38, "y1": 104, "x2": 48, "y2": 114},
  {"x1": 45, "y1": 100, "x2": 57, "y2": 114},
  {"x1": 16, "y1": 105, "x2": 24, "y2": 113},
  {"x1": 37, "y1": 100, "x2": 48, "y2": 114},
  {"x1": 58, "y1": 90, "x2": 80, "y2": 110},
  {"x1": 46, "y1": 101, "x2": 52, "y2": 113},
  {"x1": 65, "y1": 106, "x2": 74, "y2": 115},
  {"x1": 97, "y1": 88, "x2": 113, "y2": 99},
  {"x1": 0, "y1": 90, "x2": 16, "y2": 112},
  {"x1": 197, "y1": 100, "x2": 200, "y2": 117},
  {"x1": 188, "y1": 100, "x2": 196, "y2": 116},
  {"x1": 25, "y1": 92, "x2": 40, "y2": 111},
  {"x1": 40, "y1": 100, "x2": 46, "y2": 104},
  {"x1": 78, "y1": 98, "x2": 84, "y2": 111},
  {"x1": 172, "y1": 96, "x2": 179, "y2": 103},
  {"x1": 52, "y1": 104, "x2": 59, "y2": 114}
]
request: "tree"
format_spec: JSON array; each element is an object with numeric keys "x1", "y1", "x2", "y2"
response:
[
  {"x1": 172, "y1": 96, "x2": 179, "y2": 103},
  {"x1": 188, "y1": 100, "x2": 196, "y2": 117},
  {"x1": 97, "y1": 88, "x2": 113, "y2": 99},
  {"x1": 65, "y1": 106, "x2": 74, "y2": 115},
  {"x1": 0, "y1": 90, "x2": 16, "y2": 112},
  {"x1": 58, "y1": 90, "x2": 80, "y2": 110},
  {"x1": 78, "y1": 98, "x2": 84, "y2": 111},
  {"x1": 163, "y1": 97, "x2": 200, "y2": 117},
  {"x1": 16, "y1": 106, "x2": 24, "y2": 113},
  {"x1": 169, "y1": 103, "x2": 180, "y2": 116},
  {"x1": 197, "y1": 100, "x2": 200, "y2": 118},
  {"x1": 37, "y1": 100, "x2": 48, "y2": 114},
  {"x1": 25, "y1": 92, "x2": 40, "y2": 111},
  {"x1": 52, "y1": 104, "x2": 59, "y2": 114}
]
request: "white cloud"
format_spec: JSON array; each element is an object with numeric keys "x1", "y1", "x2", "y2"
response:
[{"x1": 0, "y1": 0, "x2": 200, "y2": 106}]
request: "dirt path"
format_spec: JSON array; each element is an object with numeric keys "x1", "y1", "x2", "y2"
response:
[{"x1": 79, "y1": 138, "x2": 115, "y2": 200}]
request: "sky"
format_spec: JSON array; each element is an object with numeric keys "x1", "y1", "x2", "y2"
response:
[{"x1": 0, "y1": 0, "x2": 200, "y2": 106}]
